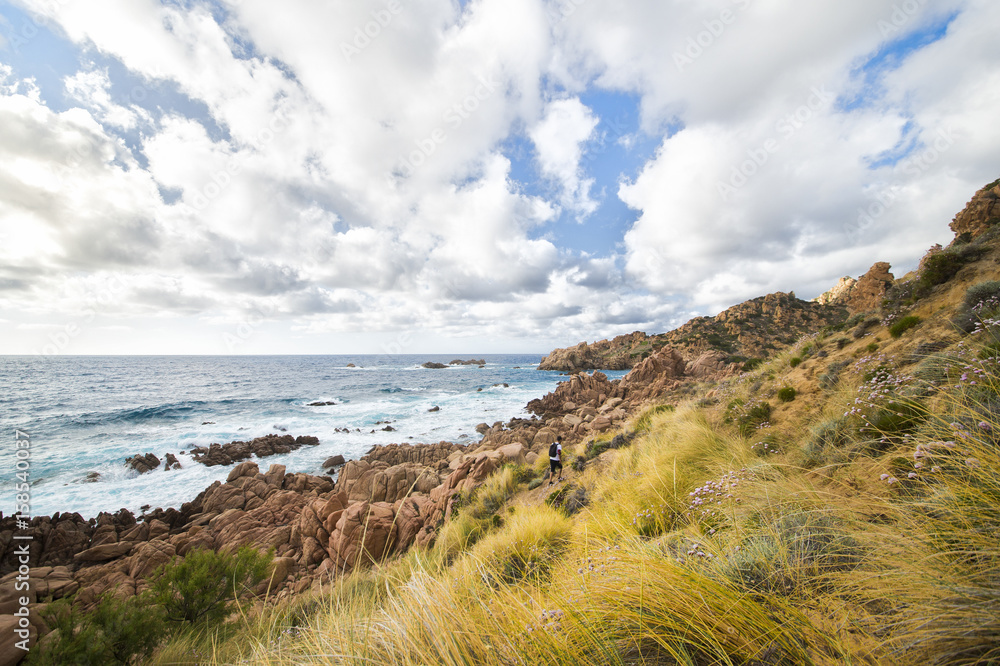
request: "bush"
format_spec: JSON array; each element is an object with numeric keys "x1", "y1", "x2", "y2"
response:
[
  {"x1": 889, "y1": 316, "x2": 921, "y2": 338},
  {"x1": 583, "y1": 431, "x2": 637, "y2": 460},
  {"x1": 964, "y1": 280, "x2": 1000, "y2": 309},
  {"x1": 919, "y1": 246, "x2": 985, "y2": 289},
  {"x1": 724, "y1": 399, "x2": 773, "y2": 437},
  {"x1": 742, "y1": 358, "x2": 764, "y2": 371},
  {"x1": 150, "y1": 546, "x2": 272, "y2": 626},
  {"x1": 789, "y1": 357, "x2": 802, "y2": 368},
  {"x1": 866, "y1": 342, "x2": 879, "y2": 353},
  {"x1": 777, "y1": 387, "x2": 797, "y2": 402},
  {"x1": 31, "y1": 595, "x2": 165, "y2": 665},
  {"x1": 852, "y1": 318, "x2": 880, "y2": 339}
]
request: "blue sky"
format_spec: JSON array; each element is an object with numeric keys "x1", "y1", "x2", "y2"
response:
[{"x1": 1, "y1": 0, "x2": 998, "y2": 354}]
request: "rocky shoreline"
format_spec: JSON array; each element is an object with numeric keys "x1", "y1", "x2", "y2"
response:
[
  {"x1": 0, "y1": 242, "x2": 933, "y2": 653},
  {"x1": 0, "y1": 340, "x2": 742, "y2": 651}
]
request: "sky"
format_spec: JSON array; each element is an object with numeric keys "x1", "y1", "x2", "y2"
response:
[{"x1": 0, "y1": 0, "x2": 998, "y2": 355}]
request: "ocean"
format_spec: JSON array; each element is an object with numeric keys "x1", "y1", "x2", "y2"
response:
[{"x1": 0, "y1": 355, "x2": 626, "y2": 519}]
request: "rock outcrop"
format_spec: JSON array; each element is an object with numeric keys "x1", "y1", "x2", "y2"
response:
[
  {"x1": 190, "y1": 434, "x2": 321, "y2": 467},
  {"x1": 845, "y1": 262, "x2": 894, "y2": 314},
  {"x1": 126, "y1": 453, "x2": 160, "y2": 474},
  {"x1": 950, "y1": 179, "x2": 1000, "y2": 240},
  {"x1": 538, "y1": 293, "x2": 847, "y2": 373}
]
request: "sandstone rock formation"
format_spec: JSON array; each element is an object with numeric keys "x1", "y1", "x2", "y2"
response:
[
  {"x1": 538, "y1": 293, "x2": 846, "y2": 372},
  {"x1": 846, "y1": 262, "x2": 894, "y2": 314},
  {"x1": 814, "y1": 276, "x2": 858, "y2": 305},
  {"x1": 950, "y1": 178, "x2": 1000, "y2": 240}
]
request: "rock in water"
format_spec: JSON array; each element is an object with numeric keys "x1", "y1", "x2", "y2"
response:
[{"x1": 125, "y1": 453, "x2": 160, "y2": 474}]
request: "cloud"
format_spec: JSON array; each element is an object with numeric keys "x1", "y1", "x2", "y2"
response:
[
  {"x1": 2, "y1": 0, "x2": 999, "y2": 354},
  {"x1": 529, "y1": 97, "x2": 599, "y2": 217}
]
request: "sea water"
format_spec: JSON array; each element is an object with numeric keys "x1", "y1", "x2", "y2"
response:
[{"x1": 0, "y1": 355, "x2": 626, "y2": 519}]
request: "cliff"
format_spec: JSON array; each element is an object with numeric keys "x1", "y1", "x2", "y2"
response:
[{"x1": 538, "y1": 291, "x2": 848, "y2": 372}]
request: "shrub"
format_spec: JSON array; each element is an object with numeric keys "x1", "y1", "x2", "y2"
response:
[
  {"x1": 866, "y1": 342, "x2": 879, "y2": 353},
  {"x1": 919, "y1": 246, "x2": 985, "y2": 289},
  {"x1": 31, "y1": 595, "x2": 165, "y2": 665},
  {"x1": 742, "y1": 358, "x2": 764, "y2": 371},
  {"x1": 584, "y1": 431, "x2": 637, "y2": 460},
  {"x1": 150, "y1": 546, "x2": 272, "y2": 626},
  {"x1": 777, "y1": 387, "x2": 797, "y2": 403},
  {"x1": 724, "y1": 399, "x2": 772, "y2": 437},
  {"x1": 789, "y1": 357, "x2": 802, "y2": 368},
  {"x1": 852, "y1": 317, "x2": 880, "y2": 339},
  {"x1": 964, "y1": 280, "x2": 1000, "y2": 309},
  {"x1": 889, "y1": 315, "x2": 921, "y2": 338}
]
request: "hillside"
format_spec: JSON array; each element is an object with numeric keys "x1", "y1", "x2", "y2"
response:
[
  {"x1": 10, "y1": 178, "x2": 1000, "y2": 665},
  {"x1": 538, "y1": 291, "x2": 850, "y2": 373}
]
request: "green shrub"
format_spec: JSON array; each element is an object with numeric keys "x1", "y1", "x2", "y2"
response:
[
  {"x1": 919, "y1": 246, "x2": 985, "y2": 289},
  {"x1": 864, "y1": 399, "x2": 926, "y2": 438},
  {"x1": 889, "y1": 315, "x2": 921, "y2": 338},
  {"x1": 583, "y1": 431, "x2": 637, "y2": 460},
  {"x1": 150, "y1": 546, "x2": 272, "y2": 626},
  {"x1": 31, "y1": 595, "x2": 165, "y2": 665},
  {"x1": 866, "y1": 342, "x2": 879, "y2": 352},
  {"x1": 724, "y1": 399, "x2": 773, "y2": 437},
  {"x1": 789, "y1": 357, "x2": 802, "y2": 368},
  {"x1": 742, "y1": 358, "x2": 764, "y2": 371},
  {"x1": 777, "y1": 387, "x2": 797, "y2": 403},
  {"x1": 964, "y1": 280, "x2": 1000, "y2": 309}
]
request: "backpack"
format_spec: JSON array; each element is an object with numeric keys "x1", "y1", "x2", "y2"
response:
[{"x1": 549, "y1": 441, "x2": 559, "y2": 458}]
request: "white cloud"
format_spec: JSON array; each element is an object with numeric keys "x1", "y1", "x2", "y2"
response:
[
  {"x1": 2, "y1": 0, "x2": 1000, "y2": 353},
  {"x1": 530, "y1": 97, "x2": 599, "y2": 217}
]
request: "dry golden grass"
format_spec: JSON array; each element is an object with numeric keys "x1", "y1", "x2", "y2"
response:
[{"x1": 149, "y1": 278, "x2": 1000, "y2": 666}]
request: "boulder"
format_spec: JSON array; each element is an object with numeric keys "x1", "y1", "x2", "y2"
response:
[
  {"x1": 846, "y1": 262, "x2": 894, "y2": 314},
  {"x1": 125, "y1": 453, "x2": 160, "y2": 474},
  {"x1": 73, "y1": 541, "x2": 134, "y2": 563},
  {"x1": 227, "y1": 461, "x2": 260, "y2": 483},
  {"x1": 497, "y1": 443, "x2": 525, "y2": 464},
  {"x1": 323, "y1": 455, "x2": 346, "y2": 470},
  {"x1": 328, "y1": 502, "x2": 399, "y2": 570},
  {"x1": 950, "y1": 180, "x2": 1000, "y2": 240}
]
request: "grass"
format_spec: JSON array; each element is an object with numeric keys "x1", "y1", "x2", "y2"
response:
[{"x1": 148, "y1": 299, "x2": 1000, "y2": 666}]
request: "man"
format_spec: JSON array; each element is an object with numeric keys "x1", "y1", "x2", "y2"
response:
[{"x1": 548, "y1": 435, "x2": 564, "y2": 485}]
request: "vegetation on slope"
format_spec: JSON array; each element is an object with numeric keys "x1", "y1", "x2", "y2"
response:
[
  {"x1": 48, "y1": 183, "x2": 1000, "y2": 665},
  {"x1": 137, "y1": 261, "x2": 1000, "y2": 664}
]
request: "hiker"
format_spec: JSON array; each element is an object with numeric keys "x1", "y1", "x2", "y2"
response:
[{"x1": 548, "y1": 435, "x2": 563, "y2": 485}]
